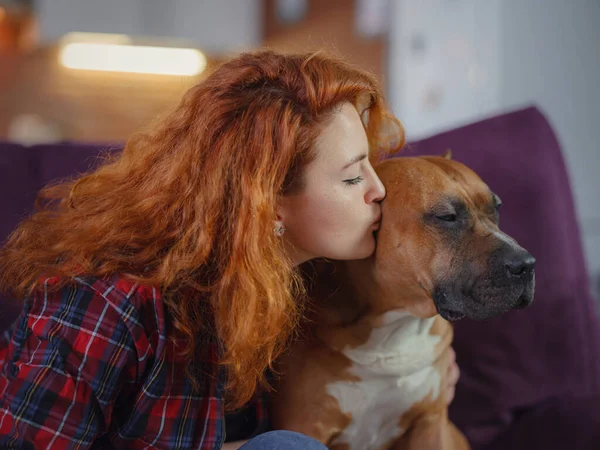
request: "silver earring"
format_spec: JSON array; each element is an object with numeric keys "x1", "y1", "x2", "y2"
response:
[{"x1": 274, "y1": 224, "x2": 286, "y2": 237}]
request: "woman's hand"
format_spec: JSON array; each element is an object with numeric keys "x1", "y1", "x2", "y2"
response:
[{"x1": 444, "y1": 346, "x2": 461, "y2": 406}]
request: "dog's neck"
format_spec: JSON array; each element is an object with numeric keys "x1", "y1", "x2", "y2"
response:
[
  {"x1": 303, "y1": 259, "x2": 451, "y2": 376},
  {"x1": 303, "y1": 258, "x2": 378, "y2": 328},
  {"x1": 330, "y1": 311, "x2": 448, "y2": 376},
  {"x1": 304, "y1": 257, "x2": 427, "y2": 327}
]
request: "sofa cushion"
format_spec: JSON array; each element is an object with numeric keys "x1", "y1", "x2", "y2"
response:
[
  {"x1": 484, "y1": 394, "x2": 600, "y2": 450},
  {"x1": 0, "y1": 142, "x2": 43, "y2": 331},
  {"x1": 33, "y1": 142, "x2": 121, "y2": 186},
  {"x1": 0, "y1": 142, "x2": 43, "y2": 246}
]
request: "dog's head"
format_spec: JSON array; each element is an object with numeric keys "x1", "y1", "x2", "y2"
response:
[{"x1": 371, "y1": 155, "x2": 535, "y2": 321}]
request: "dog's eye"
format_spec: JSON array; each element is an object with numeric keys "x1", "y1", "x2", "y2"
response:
[{"x1": 436, "y1": 214, "x2": 457, "y2": 222}]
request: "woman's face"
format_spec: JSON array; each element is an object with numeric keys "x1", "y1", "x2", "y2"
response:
[{"x1": 278, "y1": 102, "x2": 386, "y2": 265}]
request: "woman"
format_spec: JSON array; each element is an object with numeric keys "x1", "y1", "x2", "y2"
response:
[{"x1": 0, "y1": 50, "x2": 459, "y2": 449}]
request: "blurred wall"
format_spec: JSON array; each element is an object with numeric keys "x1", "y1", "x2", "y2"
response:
[
  {"x1": 0, "y1": 0, "x2": 262, "y2": 143},
  {"x1": 0, "y1": 0, "x2": 388, "y2": 142},
  {"x1": 0, "y1": 46, "x2": 215, "y2": 142},
  {"x1": 37, "y1": 0, "x2": 261, "y2": 53},
  {"x1": 263, "y1": 0, "x2": 387, "y2": 87},
  {"x1": 388, "y1": 0, "x2": 501, "y2": 138}
]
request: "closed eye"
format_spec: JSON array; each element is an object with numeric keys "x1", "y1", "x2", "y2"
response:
[
  {"x1": 343, "y1": 176, "x2": 364, "y2": 185},
  {"x1": 425, "y1": 197, "x2": 466, "y2": 228},
  {"x1": 436, "y1": 214, "x2": 457, "y2": 222}
]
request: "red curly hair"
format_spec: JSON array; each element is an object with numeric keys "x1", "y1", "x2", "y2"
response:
[{"x1": 0, "y1": 50, "x2": 404, "y2": 409}]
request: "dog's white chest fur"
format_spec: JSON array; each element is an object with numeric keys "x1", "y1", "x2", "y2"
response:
[{"x1": 326, "y1": 311, "x2": 442, "y2": 450}]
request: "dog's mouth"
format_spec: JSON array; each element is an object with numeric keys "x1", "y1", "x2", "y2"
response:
[
  {"x1": 433, "y1": 289, "x2": 467, "y2": 322},
  {"x1": 433, "y1": 276, "x2": 535, "y2": 322},
  {"x1": 437, "y1": 308, "x2": 466, "y2": 322}
]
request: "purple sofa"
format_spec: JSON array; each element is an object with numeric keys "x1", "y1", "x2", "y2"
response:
[{"x1": 1, "y1": 106, "x2": 599, "y2": 449}]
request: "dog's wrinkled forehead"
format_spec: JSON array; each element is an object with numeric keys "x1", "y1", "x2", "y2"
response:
[
  {"x1": 422, "y1": 156, "x2": 495, "y2": 208},
  {"x1": 376, "y1": 156, "x2": 495, "y2": 212}
]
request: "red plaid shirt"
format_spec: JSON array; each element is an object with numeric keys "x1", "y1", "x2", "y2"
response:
[{"x1": 0, "y1": 275, "x2": 269, "y2": 449}]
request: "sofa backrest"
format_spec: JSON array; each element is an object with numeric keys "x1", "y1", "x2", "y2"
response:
[
  {"x1": 1, "y1": 142, "x2": 122, "y2": 245},
  {"x1": 400, "y1": 106, "x2": 600, "y2": 448}
]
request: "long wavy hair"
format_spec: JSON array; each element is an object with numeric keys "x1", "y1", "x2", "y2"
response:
[{"x1": 0, "y1": 50, "x2": 404, "y2": 409}]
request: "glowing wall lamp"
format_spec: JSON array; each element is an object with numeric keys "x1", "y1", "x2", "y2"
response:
[{"x1": 58, "y1": 32, "x2": 206, "y2": 77}]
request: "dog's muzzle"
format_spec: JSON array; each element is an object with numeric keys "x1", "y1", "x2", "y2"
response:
[{"x1": 434, "y1": 244, "x2": 536, "y2": 321}]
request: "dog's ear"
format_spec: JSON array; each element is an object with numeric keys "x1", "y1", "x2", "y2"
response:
[{"x1": 443, "y1": 149, "x2": 453, "y2": 160}]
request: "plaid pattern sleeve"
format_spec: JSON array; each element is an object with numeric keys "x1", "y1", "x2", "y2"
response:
[{"x1": 0, "y1": 275, "x2": 226, "y2": 449}]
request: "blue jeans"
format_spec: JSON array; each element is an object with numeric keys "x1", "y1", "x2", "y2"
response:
[{"x1": 239, "y1": 430, "x2": 328, "y2": 449}]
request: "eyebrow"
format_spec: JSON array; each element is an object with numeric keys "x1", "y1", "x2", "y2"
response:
[{"x1": 342, "y1": 153, "x2": 368, "y2": 170}]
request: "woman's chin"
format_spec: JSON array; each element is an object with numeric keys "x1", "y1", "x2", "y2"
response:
[
  {"x1": 351, "y1": 235, "x2": 376, "y2": 260},
  {"x1": 305, "y1": 233, "x2": 376, "y2": 262}
]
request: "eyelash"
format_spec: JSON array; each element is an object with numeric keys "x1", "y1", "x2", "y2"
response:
[{"x1": 343, "y1": 176, "x2": 364, "y2": 185}]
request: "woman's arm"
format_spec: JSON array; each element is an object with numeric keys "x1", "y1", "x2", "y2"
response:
[{"x1": 0, "y1": 282, "x2": 137, "y2": 448}]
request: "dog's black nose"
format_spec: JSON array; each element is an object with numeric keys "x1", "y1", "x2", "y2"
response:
[{"x1": 504, "y1": 252, "x2": 536, "y2": 277}]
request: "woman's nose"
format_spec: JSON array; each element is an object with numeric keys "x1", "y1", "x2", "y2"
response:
[{"x1": 367, "y1": 174, "x2": 386, "y2": 203}]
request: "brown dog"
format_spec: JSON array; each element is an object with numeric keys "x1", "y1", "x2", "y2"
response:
[{"x1": 270, "y1": 155, "x2": 535, "y2": 450}]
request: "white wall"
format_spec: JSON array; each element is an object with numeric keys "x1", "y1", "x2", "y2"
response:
[
  {"x1": 38, "y1": 0, "x2": 144, "y2": 38},
  {"x1": 170, "y1": 0, "x2": 261, "y2": 54},
  {"x1": 498, "y1": 0, "x2": 600, "y2": 296},
  {"x1": 388, "y1": 0, "x2": 502, "y2": 139},
  {"x1": 37, "y1": 0, "x2": 262, "y2": 53},
  {"x1": 388, "y1": 0, "x2": 600, "y2": 297}
]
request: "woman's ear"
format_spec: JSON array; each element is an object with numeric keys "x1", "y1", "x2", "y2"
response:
[{"x1": 274, "y1": 200, "x2": 287, "y2": 237}]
